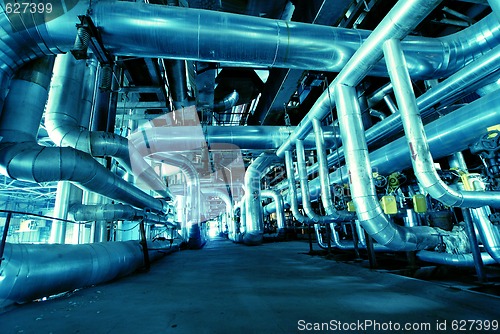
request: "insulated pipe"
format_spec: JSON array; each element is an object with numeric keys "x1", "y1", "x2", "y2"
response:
[
  {"x1": 154, "y1": 153, "x2": 203, "y2": 249},
  {"x1": 70, "y1": 204, "x2": 176, "y2": 227},
  {"x1": 383, "y1": 38, "x2": 500, "y2": 208},
  {"x1": 276, "y1": 0, "x2": 447, "y2": 157},
  {"x1": 266, "y1": 90, "x2": 500, "y2": 214},
  {"x1": 296, "y1": 140, "x2": 331, "y2": 223},
  {"x1": 416, "y1": 250, "x2": 496, "y2": 267},
  {"x1": 49, "y1": 181, "x2": 71, "y2": 244},
  {"x1": 0, "y1": 240, "x2": 177, "y2": 309},
  {"x1": 130, "y1": 125, "x2": 339, "y2": 152},
  {"x1": 202, "y1": 188, "x2": 235, "y2": 240},
  {"x1": 261, "y1": 189, "x2": 285, "y2": 231},
  {"x1": 45, "y1": 54, "x2": 171, "y2": 200},
  {"x1": 471, "y1": 207, "x2": 500, "y2": 264},
  {"x1": 243, "y1": 153, "x2": 276, "y2": 245},
  {"x1": 335, "y1": 84, "x2": 446, "y2": 251},
  {"x1": 164, "y1": 59, "x2": 190, "y2": 110},
  {"x1": 284, "y1": 150, "x2": 311, "y2": 225},
  {"x1": 214, "y1": 90, "x2": 239, "y2": 113},
  {"x1": 293, "y1": 44, "x2": 500, "y2": 178},
  {"x1": 0, "y1": 59, "x2": 168, "y2": 214},
  {"x1": 488, "y1": 0, "x2": 500, "y2": 23},
  {"x1": 312, "y1": 118, "x2": 351, "y2": 221}
]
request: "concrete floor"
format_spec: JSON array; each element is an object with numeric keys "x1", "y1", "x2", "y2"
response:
[{"x1": 1, "y1": 238, "x2": 500, "y2": 334}]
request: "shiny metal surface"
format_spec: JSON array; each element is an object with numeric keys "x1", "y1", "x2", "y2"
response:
[
  {"x1": 416, "y1": 250, "x2": 496, "y2": 267},
  {"x1": 0, "y1": 240, "x2": 177, "y2": 308},
  {"x1": 261, "y1": 189, "x2": 285, "y2": 230},
  {"x1": 335, "y1": 83, "x2": 443, "y2": 251},
  {"x1": 471, "y1": 207, "x2": 500, "y2": 264},
  {"x1": 284, "y1": 150, "x2": 311, "y2": 225},
  {"x1": 45, "y1": 54, "x2": 170, "y2": 199},
  {"x1": 384, "y1": 38, "x2": 500, "y2": 208}
]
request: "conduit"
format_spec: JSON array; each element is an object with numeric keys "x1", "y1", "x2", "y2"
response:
[
  {"x1": 383, "y1": 38, "x2": 500, "y2": 208},
  {"x1": 284, "y1": 150, "x2": 311, "y2": 225},
  {"x1": 45, "y1": 54, "x2": 171, "y2": 199},
  {"x1": 0, "y1": 240, "x2": 177, "y2": 309},
  {"x1": 0, "y1": 59, "x2": 168, "y2": 214}
]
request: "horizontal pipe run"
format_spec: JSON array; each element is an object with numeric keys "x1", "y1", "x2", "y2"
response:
[{"x1": 0, "y1": 240, "x2": 178, "y2": 309}]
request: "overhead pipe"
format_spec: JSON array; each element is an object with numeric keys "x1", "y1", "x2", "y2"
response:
[
  {"x1": 261, "y1": 189, "x2": 286, "y2": 232},
  {"x1": 276, "y1": 0, "x2": 499, "y2": 157},
  {"x1": 0, "y1": 239, "x2": 177, "y2": 309},
  {"x1": 202, "y1": 188, "x2": 235, "y2": 240},
  {"x1": 336, "y1": 84, "x2": 448, "y2": 251},
  {"x1": 164, "y1": 59, "x2": 190, "y2": 110},
  {"x1": 0, "y1": 59, "x2": 168, "y2": 214},
  {"x1": 1, "y1": 0, "x2": 499, "y2": 111},
  {"x1": 130, "y1": 125, "x2": 339, "y2": 152},
  {"x1": 288, "y1": 44, "x2": 500, "y2": 179},
  {"x1": 243, "y1": 153, "x2": 277, "y2": 245},
  {"x1": 383, "y1": 38, "x2": 500, "y2": 208},
  {"x1": 266, "y1": 90, "x2": 500, "y2": 214},
  {"x1": 45, "y1": 54, "x2": 171, "y2": 200}
]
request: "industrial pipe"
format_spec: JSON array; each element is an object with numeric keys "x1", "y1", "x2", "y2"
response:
[
  {"x1": 284, "y1": 150, "x2": 312, "y2": 225},
  {"x1": 0, "y1": 240, "x2": 177, "y2": 309},
  {"x1": 383, "y1": 38, "x2": 500, "y2": 208},
  {"x1": 261, "y1": 189, "x2": 285, "y2": 232}
]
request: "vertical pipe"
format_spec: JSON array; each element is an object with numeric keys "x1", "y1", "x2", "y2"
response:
[
  {"x1": 462, "y1": 208, "x2": 487, "y2": 282},
  {"x1": 284, "y1": 150, "x2": 311, "y2": 224},
  {"x1": 0, "y1": 212, "x2": 12, "y2": 266},
  {"x1": 49, "y1": 181, "x2": 71, "y2": 244}
]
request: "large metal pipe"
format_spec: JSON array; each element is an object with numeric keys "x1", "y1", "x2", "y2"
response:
[
  {"x1": 384, "y1": 38, "x2": 500, "y2": 208},
  {"x1": 261, "y1": 189, "x2": 285, "y2": 231},
  {"x1": 471, "y1": 207, "x2": 500, "y2": 264},
  {"x1": 243, "y1": 153, "x2": 277, "y2": 245},
  {"x1": 154, "y1": 153, "x2": 203, "y2": 249},
  {"x1": 276, "y1": 0, "x2": 456, "y2": 156},
  {"x1": 0, "y1": 59, "x2": 168, "y2": 214},
  {"x1": 0, "y1": 240, "x2": 177, "y2": 309},
  {"x1": 130, "y1": 125, "x2": 339, "y2": 152},
  {"x1": 416, "y1": 250, "x2": 496, "y2": 267},
  {"x1": 45, "y1": 54, "x2": 171, "y2": 200},
  {"x1": 284, "y1": 150, "x2": 311, "y2": 225}
]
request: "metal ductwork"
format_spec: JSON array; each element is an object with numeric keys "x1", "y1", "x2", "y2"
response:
[
  {"x1": 45, "y1": 53, "x2": 171, "y2": 200},
  {"x1": 384, "y1": 38, "x2": 500, "y2": 209},
  {"x1": 0, "y1": 240, "x2": 177, "y2": 309},
  {"x1": 214, "y1": 90, "x2": 239, "y2": 113},
  {"x1": 0, "y1": 59, "x2": 168, "y2": 214}
]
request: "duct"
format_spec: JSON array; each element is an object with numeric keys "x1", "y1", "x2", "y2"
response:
[
  {"x1": 284, "y1": 150, "x2": 311, "y2": 225},
  {"x1": 416, "y1": 250, "x2": 496, "y2": 267},
  {"x1": 0, "y1": 59, "x2": 168, "y2": 214},
  {"x1": 0, "y1": 239, "x2": 177, "y2": 309},
  {"x1": 154, "y1": 153, "x2": 204, "y2": 249},
  {"x1": 130, "y1": 125, "x2": 339, "y2": 152},
  {"x1": 214, "y1": 90, "x2": 239, "y2": 113},
  {"x1": 243, "y1": 153, "x2": 277, "y2": 245},
  {"x1": 261, "y1": 189, "x2": 285, "y2": 231},
  {"x1": 45, "y1": 54, "x2": 171, "y2": 200},
  {"x1": 383, "y1": 38, "x2": 500, "y2": 208},
  {"x1": 335, "y1": 83, "x2": 445, "y2": 251}
]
